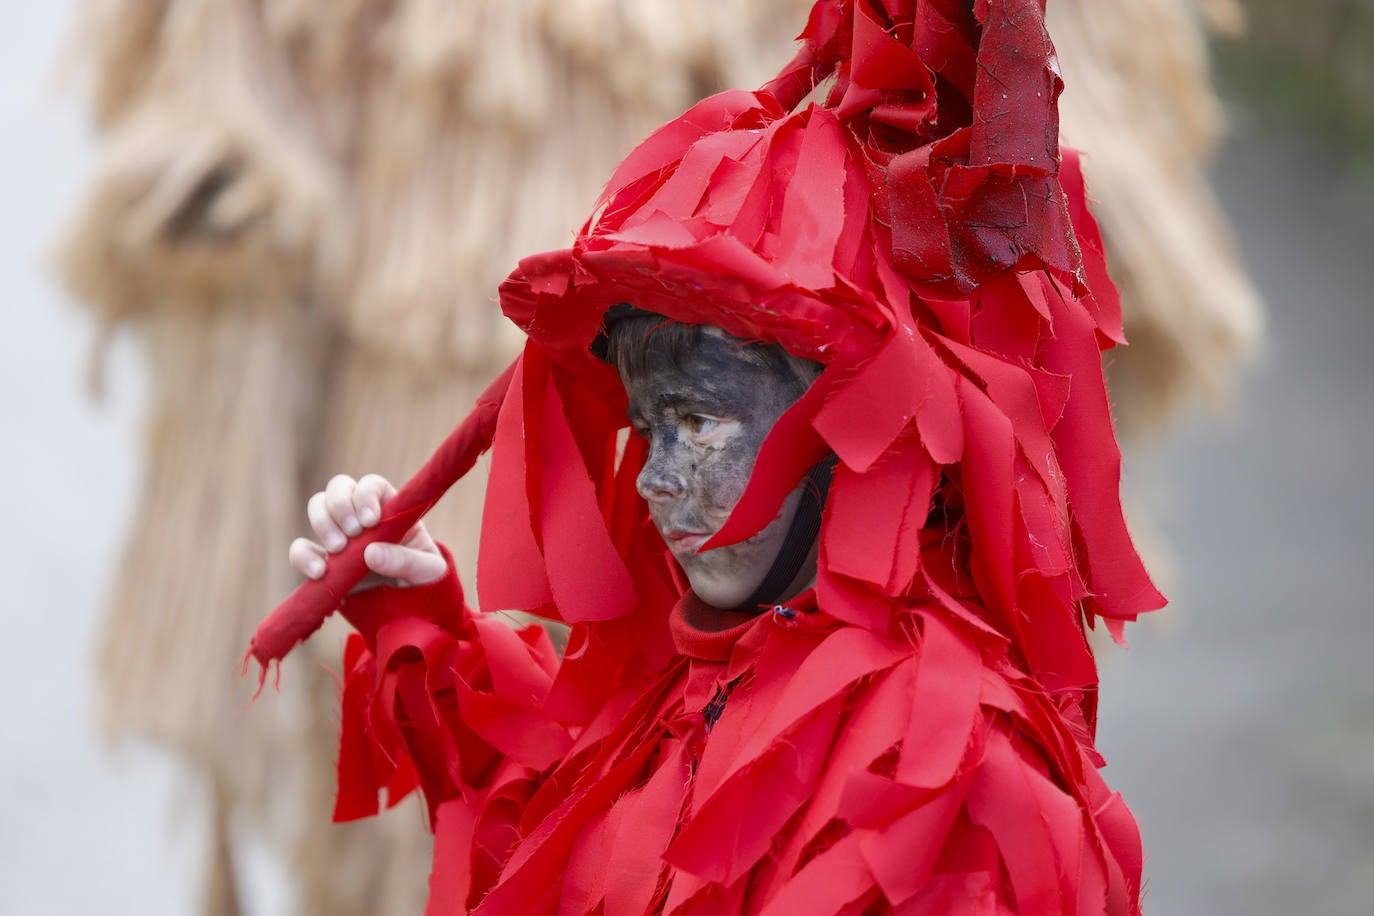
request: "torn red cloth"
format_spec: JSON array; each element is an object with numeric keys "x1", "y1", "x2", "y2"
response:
[{"x1": 335, "y1": 551, "x2": 1141, "y2": 913}]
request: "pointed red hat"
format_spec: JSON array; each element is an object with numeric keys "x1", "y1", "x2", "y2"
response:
[
  {"x1": 250, "y1": 0, "x2": 1164, "y2": 708},
  {"x1": 503, "y1": 0, "x2": 1086, "y2": 367}
]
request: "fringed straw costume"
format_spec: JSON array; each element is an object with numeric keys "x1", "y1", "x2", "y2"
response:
[
  {"x1": 1048, "y1": 0, "x2": 1261, "y2": 438},
  {"x1": 58, "y1": 1, "x2": 812, "y2": 911}
]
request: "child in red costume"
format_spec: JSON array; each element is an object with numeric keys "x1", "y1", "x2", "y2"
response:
[{"x1": 261, "y1": 1, "x2": 1165, "y2": 911}]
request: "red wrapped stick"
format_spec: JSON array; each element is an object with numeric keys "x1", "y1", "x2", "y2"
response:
[{"x1": 244, "y1": 358, "x2": 518, "y2": 685}]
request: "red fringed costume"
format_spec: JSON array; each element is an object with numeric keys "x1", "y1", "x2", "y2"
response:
[{"x1": 249, "y1": 1, "x2": 1166, "y2": 912}]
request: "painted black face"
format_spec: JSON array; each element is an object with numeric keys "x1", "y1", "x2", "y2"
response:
[{"x1": 617, "y1": 326, "x2": 816, "y2": 609}]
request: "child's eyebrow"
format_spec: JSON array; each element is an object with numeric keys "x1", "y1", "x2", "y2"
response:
[
  {"x1": 655, "y1": 389, "x2": 729, "y2": 413},
  {"x1": 626, "y1": 386, "x2": 733, "y2": 421}
]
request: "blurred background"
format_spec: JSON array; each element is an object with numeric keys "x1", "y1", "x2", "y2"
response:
[{"x1": 1, "y1": 1, "x2": 1369, "y2": 913}]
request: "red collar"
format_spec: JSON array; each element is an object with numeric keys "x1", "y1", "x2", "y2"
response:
[{"x1": 669, "y1": 589, "x2": 818, "y2": 663}]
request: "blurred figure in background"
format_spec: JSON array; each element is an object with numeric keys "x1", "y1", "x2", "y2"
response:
[
  {"x1": 58, "y1": 1, "x2": 814, "y2": 911},
  {"x1": 1052, "y1": 0, "x2": 1261, "y2": 441},
  {"x1": 56, "y1": 0, "x2": 1258, "y2": 912}
]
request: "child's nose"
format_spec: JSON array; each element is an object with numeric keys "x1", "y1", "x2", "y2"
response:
[{"x1": 636, "y1": 448, "x2": 687, "y2": 502}]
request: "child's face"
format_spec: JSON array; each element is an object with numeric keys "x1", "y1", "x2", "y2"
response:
[{"x1": 619, "y1": 326, "x2": 814, "y2": 610}]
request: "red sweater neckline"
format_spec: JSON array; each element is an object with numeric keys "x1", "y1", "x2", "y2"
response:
[{"x1": 669, "y1": 589, "x2": 818, "y2": 663}]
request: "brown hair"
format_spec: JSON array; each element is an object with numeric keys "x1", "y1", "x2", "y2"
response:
[{"x1": 602, "y1": 311, "x2": 821, "y2": 393}]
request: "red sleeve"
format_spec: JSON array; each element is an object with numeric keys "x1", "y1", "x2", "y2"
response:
[{"x1": 332, "y1": 546, "x2": 572, "y2": 830}]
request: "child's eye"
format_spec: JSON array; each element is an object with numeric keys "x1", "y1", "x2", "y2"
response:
[{"x1": 684, "y1": 415, "x2": 719, "y2": 437}]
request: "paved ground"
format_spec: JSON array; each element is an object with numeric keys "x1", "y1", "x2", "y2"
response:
[{"x1": 2, "y1": 6, "x2": 1371, "y2": 914}]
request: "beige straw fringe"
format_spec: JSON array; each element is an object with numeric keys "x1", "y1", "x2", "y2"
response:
[
  {"x1": 1050, "y1": 0, "x2": 1263, "y2": 440},
  {"x1": 202, "y1": 777, "x2": 244, "y2": 916},
  {"x1": 59, "y1": 1, "x2": 808, "y2": 912}
]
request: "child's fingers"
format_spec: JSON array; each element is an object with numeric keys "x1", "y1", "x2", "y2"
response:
[
  {"x1": 289, "y1": 537, "x2": 329, "y2": 580},
  {"x1": 307, "y1": 491, "x2": 347, "y2": 553},
  {"x1": 354, "y1": 474, "x2": 397, "y2": 528},
  {"x1": 325, "y1": 474, "x2": 363, "y2": 536},
  {"x1": 399, "y1": 520, "x2": 438, "y2": 553},
  {"x1": 364, "y1": 542, "x2": 447, "y2": 587},
  {"x1": 306, "y1": 471, "x2": 437, "y2": 587}
]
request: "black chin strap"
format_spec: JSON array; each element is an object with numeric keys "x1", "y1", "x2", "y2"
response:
[{"x1": 740, "y1": 458, "x2": 834, "y2": 610}]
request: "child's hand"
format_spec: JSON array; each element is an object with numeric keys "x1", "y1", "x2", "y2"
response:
[{"x1": 288, "y1": 473, "x2": 447, "y2": 590}]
